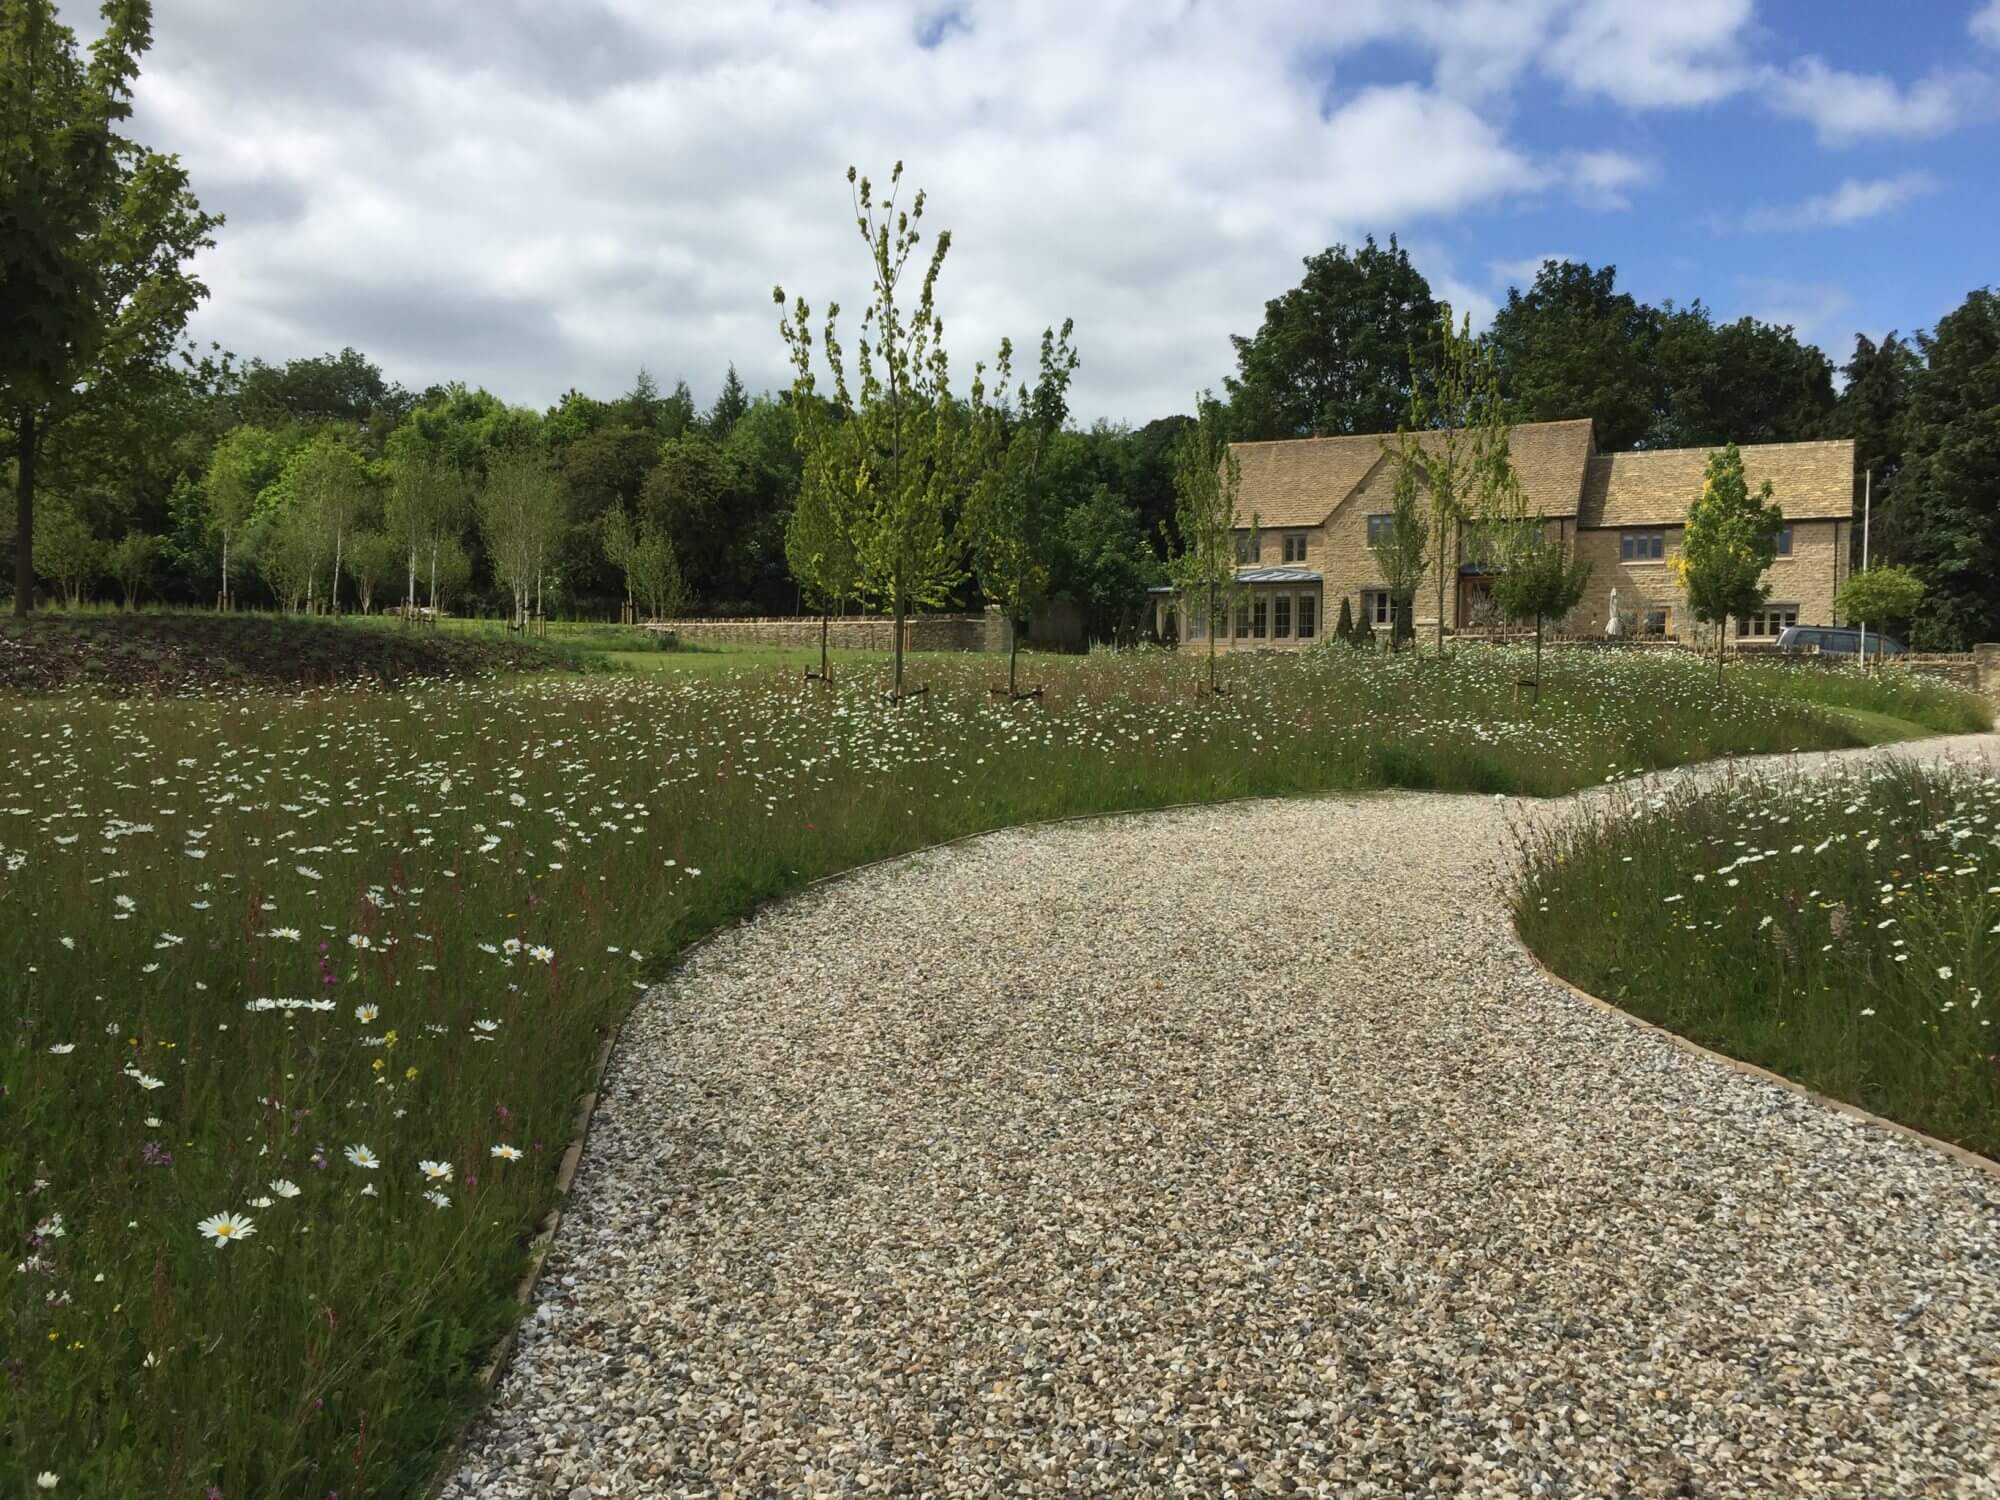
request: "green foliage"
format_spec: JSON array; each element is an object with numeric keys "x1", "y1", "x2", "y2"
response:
[
  {"x1": 1225, "y1": 235, "x2": 1440, "y2": 439},
  {"x1": 707, "y1": 363, "x2": 750, "y2": 438},
  {"x1": 32, "y1": 492, "x2": 101, "y2": 604},
  {"x1": 1058, "y1": 483, "x2": 1160, "y2": 644},
  {"x1": 627, "y1": 522, "x2": 687, "y2": 623},
  {"x1": 1, "y1": 0, "x2": 220, "y2": 614},
  {"x1": 343, "y1": 527, "x2": 400, "y2": 614},
  {"x1": 1834, "y1": 331, "x2": 1921, "y2": 486},
  {"x1": 1487, "y1": 260, "x2": 1658, "y2": 452},
  {"x1": 641, "y1": 431, "x2": 735, "y2": 593},
  {"x1": 1166, "y1": 393, "x2": 1246, "y2": 690},
  {"x1": 106, "y1": 527, "x2": 157, "y2": 606},
  {"x1": 966, "y1": 320, "x2": 1079, "y2": 688},
  {"x1": 1486, "y1": 261, "x2": 1836, "y2": 454},
  {"x1": 1518, "y1": 759, "x2": 2000, "y2": 1156},
  {"x1": 1334, "y1": 594, "x2": 1354, "y2": 643},
  {"x1": 385, "y1": 445, "x2": 468, "y2": 614},
  {"x1": 1880, "y1": 290, "x2": 2000, "y2": 650},
  {"x1": 775, "y1": 162, "x2": 978, "y2": 697},
  {"x1": 1673, "y1": 443, "x2": 1784, "y2": 680},
  {"x1": 1835, "y1": 565, "x2": 1926, "y2": 635},
  {"x1": 479, "y1": 446, "x2": 567, "y2": 626}
]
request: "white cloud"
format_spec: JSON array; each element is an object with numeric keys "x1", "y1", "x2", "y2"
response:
[
  {"x1": 1764, "y1": 57, "x2": 1997, "y2": 144},
  {"x1": 1974, "y1": 2, "x2": 2000, "y2": 48},
  {"x1": 1488, "y1": 255, "x2": 1577, "y2": 288},
  {"x1": 1543, "y1": 0, "x2": 1753, "y2": 108},
  {"x1": 1735, "y1": 276, "x2": 1853, "y2": 341},
  {"x1": 1743, "y1": 172, "x2": 1940, "y2": 232},
  {"x1": 1562, "y1": 148, "x2": 1656, "y2": 208},
  {"x1": 92, "y1": 0, "x2": 1658, "y2": 424}
]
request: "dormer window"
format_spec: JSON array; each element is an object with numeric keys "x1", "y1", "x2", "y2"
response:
[{"x1": 1281, "y1": 532, "x2": 1308, "y2": 563}]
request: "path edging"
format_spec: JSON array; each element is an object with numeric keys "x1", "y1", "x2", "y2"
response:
[{"x1": 1522, "y1": 948, "x2": 2000, "y2": 1181}]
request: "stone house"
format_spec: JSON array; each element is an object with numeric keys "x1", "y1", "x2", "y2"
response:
[{"x1": 1149, "y1": 419, "x2": 1856, "y2": 649}]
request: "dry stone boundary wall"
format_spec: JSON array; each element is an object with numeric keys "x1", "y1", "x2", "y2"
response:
[{"x1": 644, "y1": 612, "x2": 1007, "y2": 654}]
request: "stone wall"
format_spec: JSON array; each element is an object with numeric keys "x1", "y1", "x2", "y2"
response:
[{"x1": 645, "y1": 613, "x2": 1004, "y2": 653}]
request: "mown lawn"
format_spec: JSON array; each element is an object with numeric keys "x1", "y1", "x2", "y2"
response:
[
  {"x1": 1516, "y1": 757, "x2": 2000, "y2": 1159},
  {"x1": 1, "y1": 637, "x2": 1987, "y2": 1495}
]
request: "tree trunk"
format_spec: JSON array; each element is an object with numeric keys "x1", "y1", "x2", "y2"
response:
[
  {"x1": 427, "y1": 540, "x2": 439, "y2": 617},
  {"x1": 893, "y1": 588, "x2": 906, "y2": 699},
  {"x1": 14, "y1": 407, "x2": 36, "y2": 617},
  {"x1": 221, "y1": 529, "x2": 231, "y2": 612},
  {"x1": 1208, "y1": 583, "x2": 1218, "y2": 691},
  {"x1": 331, "y1": 530, "x2": 344, "y2": 616},
  {"x1": 406, "y1": 544, "x2": 418, "y2": 622}
]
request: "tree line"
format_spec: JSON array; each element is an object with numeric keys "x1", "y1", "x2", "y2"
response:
[{"x1": 5, "y1": 1, "x2": 1996, "y2": 647}]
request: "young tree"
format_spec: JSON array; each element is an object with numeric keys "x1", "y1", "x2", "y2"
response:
[
  {"x1": 480, "y1": 446, "x2": 567, "y2": 629},
  {"x1": 1376, "y1": 417, "x2": 1430, "y2": 653},
  {"x1": 774, "y1": 162, "x2": 974, "y2": 701},
  {"x1": 627, "y1": 524, "x2": 688, "y2": 624},
  {"x1": 287, "y1": 433, "x2": 368, "y2": 613},
  {"x1": 386, "y1": 447, "x2": 465, "y2": 620},
  {"x1": 602, "y1": 504, "x2": 638, "y2": 621},
  {"x1": 1058, "y1": 483, "x2": 1160, "y2": 646},
  {"x1": 2, "y1": 0, "x2": 221, "y2": 616},
  {"x1": 202, "y1": 424, "x2": 287, "y2": 608},
  {"x1": 1835, "y1": 565, "x2": 1925, "y2": 663},
  {"x1": 1669, "y1": 442, "x2": 1785, "y2": 686},
  {"x1": 1166, "y1": 393, "x2": 1248, "y2": 694},
  {"x1": 782, "y1": 419, "x2": 862, "y2": 682},
  {"x1": 344, "y1": 528, "x2": 398, "y2": 615},
  {"x1": 967, "y1": 319, "x2": 1080, "y2": 696},
  {"x1": 107, "y1": 528, "x2": 156, "y2": 608},
  {"x1": 1334, "y1": 594, "x2": 1355, "y2": 644},
  {"x1": 32, "y1": 496, "x2": 99, "y2": 605},
  {"x1": 1491, "y1": 533, "x2": 1591, "y2": 700}
]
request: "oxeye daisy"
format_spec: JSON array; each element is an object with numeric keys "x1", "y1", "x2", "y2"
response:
[
  {"x1": 47, "y1": 1043, "x2": 75, "y2": 1055},
  {"x1": 196, "y1": 1211, "x2": 256, "y2": 1247},
  {"x1": 490, "y1": 1143, "x2": 522, "y2": 1161},
  {"x1": 343, "y1": 1145, "x2": 380, "y2": 1170},
  {"x1": 270, "y1": 1179, "x2": 301, "y2": 1199},
  {"x1": 423, "y1": 1189, "x2": 452, "y2": 1210},
  {"x1": 418, "y1": 1159, "x2": 453, "y2": 1183},
  {"x1": 354, "y1": 1003, "x2": 379, "y2": 1023}
]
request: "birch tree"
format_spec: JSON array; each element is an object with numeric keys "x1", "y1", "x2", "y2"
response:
[
  {"x1": 386, "y1": 447, "x2": 464, "y2": 619},
  {"x1": 480, "y1": 447, "x2": 566, "y2": 629}
]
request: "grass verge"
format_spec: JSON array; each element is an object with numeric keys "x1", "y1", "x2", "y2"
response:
[
  {"x1": 1515, "y1": 757, "x2": 2000, "y2": 1160},
  {"x1": 1, "y1": 641, "x2": 1989, "y2": 1494}
]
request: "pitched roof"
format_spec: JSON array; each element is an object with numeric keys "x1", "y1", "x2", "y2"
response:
[
  {"x1": 1228, "y1": 418, "x2": 1596, "y2": 528},
  {"x1": 1229, "y1": 433, "x2": 1387, "y2": 528},
  {"x1": 1577, "y1": 439, "x2": 1857, "y2": 528}
]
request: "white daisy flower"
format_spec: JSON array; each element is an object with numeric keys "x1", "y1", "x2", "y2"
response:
[{"x1": 196, "y1": 1211, "x2": 256, "y2": 1247}]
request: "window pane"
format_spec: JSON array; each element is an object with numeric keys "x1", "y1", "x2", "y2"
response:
[
  {"x1": 1274, "y1": 595, "x2": 1291, "y2": 637},
  {"x1": 1235, "y1": 605, "x2": 1249, "y2": 639},
  {"x1": 1776, "y1": 526, "x2": 1792, "y2": 556},
  {"x1": 1299, "y1": 596, "x2": 1316, "y2": 638},
  {"x1": 1252, "y1": 598, "x2": 1267, "y2": 638}
]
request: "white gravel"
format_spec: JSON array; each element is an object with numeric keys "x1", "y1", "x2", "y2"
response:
[{"x1": 446, "y1": 737, "x2": 2000, "y2": 1499}]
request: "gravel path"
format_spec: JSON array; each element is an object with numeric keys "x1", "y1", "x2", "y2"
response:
[{"x1": 447, "y1": 738, "x2": 2000, "y2": 1499}]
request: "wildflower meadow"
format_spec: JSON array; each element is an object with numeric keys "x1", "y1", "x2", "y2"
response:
[
  {"x1": 1, "y1": 641, "x2": 1987, "y2": 1494},
  {"x1": 1517, "y1": 756, "x2": 2000, "y2": 1158}
]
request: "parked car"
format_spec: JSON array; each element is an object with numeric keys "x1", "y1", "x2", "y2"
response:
[{"x1": 1775, "y1": 624, "x2": 1907, "y2": 657}]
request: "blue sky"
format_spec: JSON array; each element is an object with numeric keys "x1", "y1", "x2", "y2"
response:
[{"x1": 84, "y1": 0, "x2": 2000, "y2": 421}]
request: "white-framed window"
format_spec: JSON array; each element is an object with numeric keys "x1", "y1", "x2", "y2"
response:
[
  {"x1": 1273, "y1": 594, "x2": 1292, "y2": 638},
  {"x1": 1643, "y1": 607, "x2": 1670, "y2": 637},
  {"x1": 1620, "y1": 529, "x2": 1666, "y2": 562},
  {"x1": 1775, "y1": 524, "x2": 1793, "y2": 556},
  {"x1": 1251, "y1": 597, "x2": 1268, "y2": 639},
  {"x1": 1281, "y1": 532, "x2": 1308, "y2": 563},
  {"x1": 1234, "y1": 603, "x2": 1250, "y2": 639},
  {"x1": 1366, "y1": 514, "x2": 1393, "y2": 547},
  {"x1": 1234, "y1": 530, "x2": 1261, "y2": 563},
  {"x1": 1738, "y1": 604, "x2": 1799, "y2": 638},
  {"x1": 1298, "y1": 595, "x2": 1317, "y2": 639},
  {"x1": 1363, "y1": 589, "x2": 1395, "y2": 628}
]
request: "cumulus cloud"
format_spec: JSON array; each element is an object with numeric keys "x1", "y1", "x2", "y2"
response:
[
  {"x1": 1974, "y1": 1, "x2": 2000, "y2": 48},
  {"x1": 1763, "y1": 57, "x2": 1998, "y2": 144},
  {"x1": 1742, "y1": 172, "x2": 1941, "y2": 232},
  {"x1": 60, "y1": 0, "x2": 1970, "y2": 425},
  {"x1": 1542, "y1": 0, "x2": 1753, "y2": 108}
]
